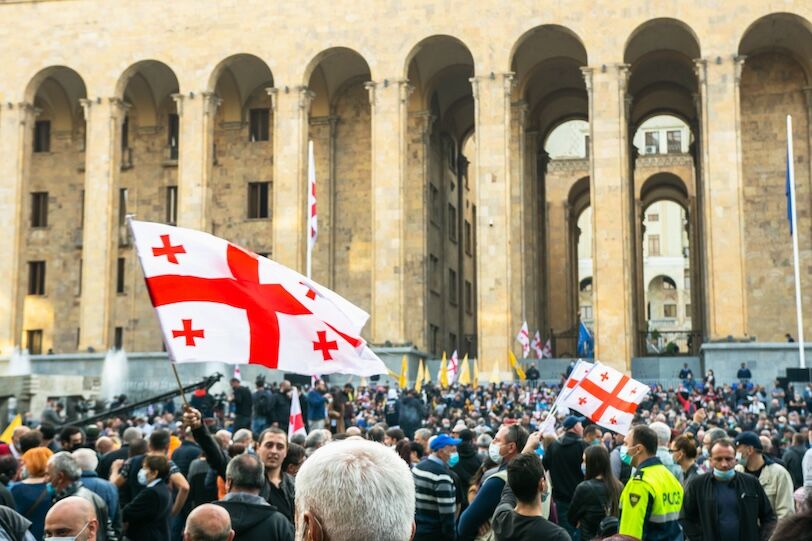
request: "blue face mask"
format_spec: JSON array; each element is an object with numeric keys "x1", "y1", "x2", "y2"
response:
[
  {"x1": 713, "y1": 468, "x2": 735, "y2": 481},
  {"x1": 581, "y1": 463, "x2": 587, "y2": 476},
  {"x1": 46, "y1": 483, "x2": 56, "y2": 498},
  {"x1": 619, "y1": 445, "x2": 633, "y2": 466},
  {"x1": 448, "y1": 452, "x2": 459, "y2": 467}
]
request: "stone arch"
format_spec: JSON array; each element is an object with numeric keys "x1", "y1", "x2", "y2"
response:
[
  {"x1": 624, "y1": 18, "x2": 701, "y2": 66},
  {"x1": 739, "y1": 12, "x2": 812, "y2": 82},
  {"x1": 404, "y1": 35, "x2": 475, "y2": 116},
  {"x1": 24, "y1": 66, "x2": 87, "y2": 133},
  {"x1": 738, "y1": 12, "x2": 812, "y2": 342},
  {"x1": 305, "y1": 47, "x2": 371, "y2": 117},
  {"x1": 208, "y1": 54, "x2": 274, "y2": 124},
  {"x1": 640, "y1": 172, "x2": 691, "y2": 208},
  {"x1": 510, "y1": 25, "x2": 588, "y2": 101},
  {"x1": 115, "y1": 60, "x2": 180, "y2": 129}
]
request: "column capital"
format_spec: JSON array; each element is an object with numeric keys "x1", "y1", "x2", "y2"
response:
[
  {"x1": 580, "y1": 66, "x2": 594, "y2": 92},
  {"x1": 411, "y1": 110, "x2": 436, "y2": 139},
  {"x1": 468, "y1": 72, "x2": 515, "y2": 100},
  {"x1": 363, "y1": 80, "x2": 377, "y2": 106},
  {"x1": 200, "y1": 91, "x2": 222, "y2": 116},
  {"x1": 265, "y1": 87, "x2": 278, "y2": 111},
  {"x1": 170, "y1": 92, "x2": 184, "y2": 115},
  {"x1": 298, "y1": 86, "x2": 315, "y2": 112},
  {"x1": 734, "y1": 55, "x2": 747, "y2": 84},
  {"x1": 693, "y1": 58, "x2": 707, "y2": 85}
]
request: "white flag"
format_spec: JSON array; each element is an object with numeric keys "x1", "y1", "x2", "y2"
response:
[
  {"x1": 289, "y1": 387, "x2": 306, "y2": 439},
  {"x1": 516, "y1": 321, "x2": 531, "y2": 358},
  {"x1": 530, "y1": 330, "x2": 544, "y2": 359}
]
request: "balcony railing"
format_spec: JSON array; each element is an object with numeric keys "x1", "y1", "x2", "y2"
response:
[{"x1": 639, "y1": 330, "x2": 702, "y2": 356}]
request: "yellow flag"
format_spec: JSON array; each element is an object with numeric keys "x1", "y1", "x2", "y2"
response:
[
  {"x1": 489, "y1": 365, "x2": 501, "y2": 384},
  {"x1": 509, "y1": 350, "x2": 527, "y2": 381},
  {"x1": 0, "y1": 414, "x2": 22, "y2": 444},
  {"x1": 415, "y1": 360, "x2": 425, "y2": 392},
  {"x1": 423, "y1": 358, "x2": 432, "y2": 384},
  {"x1": 439, "y1": 352, "x2": 449, "y2": 388},
  {"x1": 473, "y1": 358, "x2": 480, "y2": 387},
  {"x1": 458, "y1": 354, "x2": 471, "y2": 385},
  {"x1": 399, "y1": 355, "x2": 408, "y2": 389}
]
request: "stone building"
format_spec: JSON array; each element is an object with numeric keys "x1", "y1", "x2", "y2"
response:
[{"x1": 1, "y1": 1, "x2": 811, "y2": 373}]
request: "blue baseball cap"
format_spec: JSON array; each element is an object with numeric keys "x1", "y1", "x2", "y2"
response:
[
  {"x1": 430, "y1": 434, "x2": 462, "y2": 451},
  {"x1": 563, "y1": 415, "x2": 586, "y2": 430}
]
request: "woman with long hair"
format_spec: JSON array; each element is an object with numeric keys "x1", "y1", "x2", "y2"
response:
[{"x1": 568, "y1": 444, "x2": 623, "y2": 541}]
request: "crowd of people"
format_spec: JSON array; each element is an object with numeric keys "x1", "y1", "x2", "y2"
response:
[{"x1": 2, "y1": 360, "x2": 812, "y2": 540}]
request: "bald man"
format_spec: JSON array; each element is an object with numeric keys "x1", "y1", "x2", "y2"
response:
[
  {"x1": 45, "y1": 496, "x2": 98, "y2": 541},
  {"x1": 95, "y1": 437, "x2": 115, "y2": 456},
  {"x1": 184, "y1": 504, "x2": 234, "y2": 541}
]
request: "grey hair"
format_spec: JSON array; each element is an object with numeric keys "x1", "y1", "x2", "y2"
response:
[
  {"x1": 414, "y1": 428, "x2": 432, "y2": 442},
  {"x1": 476, "y1": 434, "x2": 493, "y2": 447},
  {"x1": 49, "y1": 452, "x2": 82, "y2": 481},
  {"x1": 649, "y1": 422, "x2": 672, "y2": 446},
  {"x1": 72, "y1": 448, "x2": 98, "y2": 471},
  {"x1": 122, "y1": 427, "x2": 142, "y2": 445},
  {"x1": 305, "y1": 430, "x2": 328, "y2": 449},
  {"x1": 705, "y1": 427, "x2": 727, "y2": 445},
  {"x1": 232, "y1": 429, "x2": 253, "y2": 445},
  {"x1": 225, "y1": 453, "x2": 264, "y2": 489},
  {"x1": 295, "y1": 439, "x2": 415, "y2": 541}
]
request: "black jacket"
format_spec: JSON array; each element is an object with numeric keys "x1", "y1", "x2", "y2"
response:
[
  {"x1": 680, "y1": 471, "x2": 776, "y2": 541},
  {"x1": 233, "y1": 386, "x2": 253, "y2": 418},
  {"x1": 541, "y1": 431, "x2": 587, "y2": 502},
  {"x1": 782, "y1": 444, "x2": 805, "y2": 489},
  {"x1": 398, "y1": 396, "x2": 424, "y2": 439},
  {"x1": 452, "y1": 442, "x2": 482, "y2": 494},
  {"x1": 268, "y1": 391, "x2": 291, "y2": 431},
  {"x1": 97, "y1": 445, "x2": 129, "y2": 480},
  {"x1": 214, "y1": 494, "x2": 293, "y2": 541},
  {"x1": 568, "y1": 479, "x2": 614, "y2": 540},
  {"x1": 492, "y1": 481, "x2": 570, "y2": 541},
  {"x1": 259, "y1": 473, "x2": 295, "y2": 526},
  {"x1": 171, "y1": 440, "x2": 202, "y2": 477},
  {"x1": 122, "y1": 480, "x2": 172, "y2": 541},
  {"x1": 191, "y1": 425, "x2": 229, "y2": 479},
  {"x1": 0, "y1": 506, "x2": 31, "y2": 541}
]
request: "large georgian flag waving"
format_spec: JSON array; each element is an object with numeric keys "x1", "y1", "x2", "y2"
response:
[
  {"x1": 130, "y1": 219, "x2": 387, "y2": 377},
  {"x1": 561, "y1": 361, "x2": 649, "y2": 435}
]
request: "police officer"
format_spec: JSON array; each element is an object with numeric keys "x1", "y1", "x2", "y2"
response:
[{"x1": 618, "y1": 425, "x2": 684, "y2": 541}]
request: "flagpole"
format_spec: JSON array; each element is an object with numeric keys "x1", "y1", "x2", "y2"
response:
[
  {"x1": 306, "y1": 140, "x2": 315, "y2": 279},
  {"x1": 787, "y1": 115, "x2": 806, "y2": 369}
]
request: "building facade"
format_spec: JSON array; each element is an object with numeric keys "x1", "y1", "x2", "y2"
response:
[{"x1": 1, "y1": 1, "x2": 811, "y2": 373}]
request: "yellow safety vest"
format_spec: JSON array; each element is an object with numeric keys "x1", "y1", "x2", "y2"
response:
[{"x1": 619, "y1": 460, "x2": 684, "y2": 541}]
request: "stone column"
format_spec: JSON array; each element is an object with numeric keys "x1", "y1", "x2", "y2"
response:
[
  {"x1": 78, "y1": 97, "x2": 126, "y2": 350},
  {"x1": 584, "y1": 65, "x2": 635, "y2": 370},
  {"x1": 175, "y1": 92, "x2": 220, "y2": 231},
  {"x1": 694, "y1": 57, "x2": 748, "y2": 339},
  {"x1": 365, "y1": 79, "x2": 411, "y2": 344},
  {"x1": 470, "y1": 73, "x2": 514, "y2": 374},
  {"x1": 0, "y1": 102, "x2": 36, "y2": 352},
  {"x1": 509, "y1": 101, "x2": 528, "y2": 339},
  {"x1": 271, "y1": 86, "x2": 312, "y2": 273}
]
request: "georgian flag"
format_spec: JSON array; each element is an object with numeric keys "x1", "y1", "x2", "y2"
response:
[
  {"x1": 530, "y1": 331, "x2": 544, "y2": 359},
  {"x1": 130, "y1": 219, "x2": 386, "y2": 377},
  {"x1": 516, "y1": 321, "x2": 530, "y2": 358},
  {"x1": 448, "y1": 350, "x2": 459, "y2": 383},
  {"x1": 541, "y1": 339, "x2": 553, "y2": 359},
  {"x1": 289, "y1": 386, "x2": 306, "y2": 439},
  {"x1": 562, "y1": 361, "x2": 649, "y2": 435}
]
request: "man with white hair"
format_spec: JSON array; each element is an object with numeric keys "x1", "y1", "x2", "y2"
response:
[
  {"x1": 295, "y1": 438, "x2": 415, "y2": 541},
  {"x1": 48, "y1": 452, "x2": 117, "y2": 541},
  {"x1": 73, "y1": 449, "x2": 120, "y2": 536},
  {"x1": 649, "y1": 421, "x2": 683, "y2": 482}
]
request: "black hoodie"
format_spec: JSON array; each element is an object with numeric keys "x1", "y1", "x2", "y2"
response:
[
  {"x1": 541, "y1": 431, "x2": 587, "y2": 502},
  {"x1": 214, "y1": 494, "x2": 293, "y2": 541}
]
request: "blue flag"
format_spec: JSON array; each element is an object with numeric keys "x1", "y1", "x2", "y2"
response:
[
  {"x1": 787, "y1": 149, "x2": 793, "y2": 236},
  {"x1": 577, "y1": 322, "x2": 594, "y2": 358}
]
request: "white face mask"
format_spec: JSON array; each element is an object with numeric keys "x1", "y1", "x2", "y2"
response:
[
  {"x1": 488, "y1": 442, "x2": 503, "y2": 464},
  {"x1": 137, "y1": 469, "x2": 148, "y2": 486},
  {"x1": 46, "y1": 521, "x2": 89, "y2": 541}
]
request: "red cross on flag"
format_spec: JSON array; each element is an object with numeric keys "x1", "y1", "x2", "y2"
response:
[
  {"x1": 530, "y1": 330, "x2": 544, "y2": 359},
  {"x1": 130, "y1": 219, "x2": 386, "y2": 377},
  {"x1": 516, "y1": 321, "x2": 530, "y2": 358},
  {"x1": 288, "y1": 386, "x2": 306, "y2": 439},
  {"x1": 541, "y1": 338, "x2": 553, "y2": 359},
  {"x1": 561, "y1": 361, "x2": 649, "y2": 435},
  {"x1": 448, "y1": 350, "x2": 459, "y2": 383}
]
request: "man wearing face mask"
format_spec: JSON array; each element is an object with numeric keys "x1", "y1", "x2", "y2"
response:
[
  {"x1": 44, "y1": 497, "x2": 97, "y2": 541},
  {"x1": 413, "y1": 434, "x2": 460, "y2": 541},
  {"x1": 617, "y1": 425, "x2": 683, "y2": 541},
  {"x1": 541, "y1": 415, "x2": 588, "y2": 539},
  {"x1": 46, "y1": 453, "x2": 116, "y2": 541},
  {"x1": 457, "y1": 424, "x2": 528, "y2": 541},
  {"x1": 733, "y1": 431, "x2": 795, "y2": 519},
  {"x1": 680, "y1": 439, "x2": 776, "y2": 541}
]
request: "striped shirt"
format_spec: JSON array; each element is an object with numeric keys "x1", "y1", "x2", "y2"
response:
[{"x1": 413, "y1": 455, "x2": 457, "y2": 539}]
